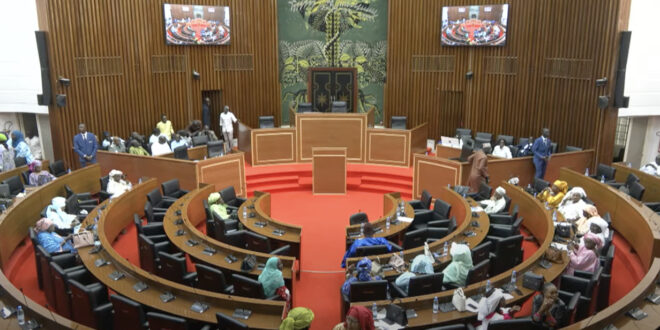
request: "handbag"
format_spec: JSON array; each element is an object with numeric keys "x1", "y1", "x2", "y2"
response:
[
  {"x1": 522, "y1": 271, "x2": 545, "y2": 291},
  {"x1": 72, "y1": 230, "x2": 94, "y2": 249},
  {"x1": 241, "y1": 254, "x2": 257, "y2": 272},
  {"x1": 555, "y1": 223, "x2": 571, "y2": 238},
  {"x1": 544, "y1": 246, "x2": 564, "y2": 264},
  {"x1": 388, "y1": 253, "x2": 405, "y2": 273},
  {"x1": 385, "y1": 304, "x2": 408, "y2": 326},
  {"x1": 452, "y1": 287, "x2": 467, "y2": 312},
  {"x1": 371, "y1": 257, "x2": 383, "y2": 277}
]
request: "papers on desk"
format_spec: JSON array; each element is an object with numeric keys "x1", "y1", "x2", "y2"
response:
[
  {"x1": 397, "y1": 216, "x2": 413, "y2": 223},
  {"x1": 374, "y1": 309, "x2": 405, "y2": 330},
  {"x1": 551, "y1": 242, "x2": 568, "y2": 251},
  {"x1": 470, "y1": 206, "x2": 484, "y2": 213}
]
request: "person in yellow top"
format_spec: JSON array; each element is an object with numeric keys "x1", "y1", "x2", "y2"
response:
[
  {"x1": 537, "y1": 179, "x2": 568, "y2": 208},
  {"x1": 156, "y1": 114, "x2": 174, "y2": 140},
  {"x1": 128, "y1": 140, "x2": 150, "y2": 156},
  {"x1": 207, "y1": 192, "x2": 230, "y2": 220}
]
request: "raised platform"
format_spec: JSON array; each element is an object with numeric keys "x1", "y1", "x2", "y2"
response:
[{"x1": 245, "y1": 163, "x2": 414, "y2": 199}]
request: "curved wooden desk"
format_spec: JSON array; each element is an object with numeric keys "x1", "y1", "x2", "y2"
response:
[
  {"x1": 559, "y1": 168, "x2": 660, "y2": 329},
  {"x1": 613, "y1": 162, "x2": 660, "y2": 203},
  {"x1": 351, "y1": 181, "x2": 568, "y2": 328},
  {"x1": 164, "y1": 185, "x2": 296, "y2": 281},
  {"x1": 345, "y1": 188, "x2": 489, "y2": 279},
  {"x1": 78, "y1": 179, "x2": 286, "y2": 329},
  {"x1": 345, "y1": 192, "x2": 414, "y2": 242},
  {"x1": 238, "y1": 192, "x2": 302, "y2": 259},
  {"x1": 0, "y1": 165, "x2": 100, "y2": 329}
]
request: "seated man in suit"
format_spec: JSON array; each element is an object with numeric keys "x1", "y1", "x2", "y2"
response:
[
  {"x1": 341, "y1": 222, "x2": 391, "y2": 268},
  {"x1": 517, "y1": 136, "x2": 534, "y2": 157}
]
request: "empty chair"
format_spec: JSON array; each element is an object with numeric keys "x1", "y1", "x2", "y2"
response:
[
  {"x1": 147, "y1": 188, "x2": 175, "y2": 209},
  {"x1": 488, "y1": 217, "x2": 523, "y2": 238},
  {"x1": 402, "y1": 228, "x2": 427, "y2": 249},
  {"x1": 607, "y1": 172, "x2": 639, "y2": 191},
  {"x1": 137, "y1": 233, "x2": 171, "y2": 274},
  {"x1": 349, "y1": 280, "x2": 388, "y2": 302},
  {"x1": 245, "y1": 231, "x2": 291, "y2": 256},
  {"x1": 2, "y1": 175, "x2": 24, "y2": 196},
  {"x1": 532, "y1": 177, "x2": 550, "y2": 194},
  {"x1": 474, "y1": 132, "x2": 492, "y2": 149},
  {"x1": 495, "y1": 135, "x2": 514, "y2": 146},
  {"x1": 259, "y1": 115, "x2": 275, "y2": 128},
  {"x1": 629, "y1": 181, "x2": 645, "y2": 201},
  {"x1": 144, "y1": 201, "x2": 166, "y2": 223},
  {"x1": 517, "y1": 137, "x2": 530, "y2": 146},
  {"x1": 195, "y1": 263, "x2": 233, "y2": 294},
  {"x1": 407, "y1": 273, "x2": 444, "y2": 296},
  {"x1": 390, "y1": 116, "x2": 407, "y2": 129},
  {"x1": 432, "y1": 199, "x2": 451, "y2": 220},
  {"x1": 551, "y1": 142, "x2": 558, "y2": 154},
  {"x1": 173, "y1": 146, "x2": 189, "y2": 160},
  {"x1": 409, "y1": 210, "x2": 436, "y2": 230},
  {"x1": 297, "y1": 102, "x2": 312, "y2": 113},
  {"x1": 559, "y1": 274, "x2": 595, "y2": 321},
  {"x1": 110, "y1": 294, "x2": 148, "y2": 329},
  {"x1": 471, "y1": 241, "x2": 492, "y2": 265},
  {"x1": 192, "y1": 134, "x2": 209, "y2": 146},
  {"x1": 161, "y1": 179, "x2": 189, "y2": 198},
  {"x1": 331, "y1": 101, "x2": 348, "y2": 113},
  {"x1": 157, "y1": 251, "x2": 197, "y2": 286},
  {"x1": 468, "y1": 181, "x2": 492, "y2": 201},
  {"x1": 489, "y1": 235, "x2": 523, "y2": 275},
  {"x1": 133, "y1": 213, "x2": 165, "y2": 239},
  {"x1": 216, "y1": 312, "x2": 249, "y2": 330},
  {"x1": 219, "y1": 186, "x2": 247, "y2": 207},
  {"x1": 590, "y1": 163, "x2": 616, "y2": 182},
  {"x1": 50, "y1": 256, "x2": 87, "y2": 318},
  {"x1": 465, "y1": 259, "x2": 490, "y2": 286},
  {"x1": 146, "y1": 312, "x2": 191, "y2": 330},
  {"x1": 49, "y1": 160, "x2": 67, "y2": 177},
  {"x1": 207, "y1": 140, "x2": 224, "y2": 158},
  {"x1": 455, "y1": 128, "x2": 472, "y2": 139},
  {"x1": 232, "y1": 273, "x2": 277, "y2": 299},
  {"x1": 349, "y1": 212, "x2": 368, "y2": 225},
  {"x1": 565, "y1": 145, "x2": 582, "y2": 152},
  {"x1": 410, "y1": 190, "x2": 432, "y2": 210},
  {"x1": 68, "y1": 279, "x2": 113, "y2": 330}
]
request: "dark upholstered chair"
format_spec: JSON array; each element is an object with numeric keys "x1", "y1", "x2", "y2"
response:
[
  {"x1": 349, "y1": 212, "x2": 369, "y2": 225},
  {"x1": 207, "y1": 140, "x2": 224, "y2": 158},
  {"x1": 68, "y1": 279, "x2": 113, "y2": 330},
  {"x1": 192, "y1": 134, "x2": 209, "y2": 146},
  {"x1": 110, "y1": 294, "x2": 148, "y2": 329},
  {"x1": 390, "y1": 116, "x2": 407, "y2": 129},
  {"x1": 147, "y1": 187, "x2": 176, "y2": 210},
  {"x1": 157, "y1": 251, "x2": 197, "y2": 286},
  {"x1": 161, "y1": 179, "x2": 189, "y2": 198},
  {"x1": 195, "y1": 263, "x2": 234, "y2": 294},
  {"x1": 173, "y1": 146, "x2": 189, "y2": 160},
  {"x1": 2, "y1": 175, "x2": 23, "y2": 197},
  {"x1": 219, "y1": 186, "x2": 247, "y2": 207},
  {"x1": 410, "y1": 190, "x2": 432, "y2": 210},
  {"x1": 137, "y1": 233, "x2": 171, "y2": 274},
  {"x1": 231, "y1": 274, "x2": 279, "y2": 300},
  {"x1": 146, "y1": 312, "x2": 191, "y2": 330},
  {"x1": 331, "y1": 101, "x2": 348, "y2": 113},
  {"x1": 259, "y1": 116, "x2": 275, "y2": 128},
  {"x1": 49, "y1": 160, "x2": 67, "y2": 177},
  {"x1": 216, "y1": 312, "x2": 249, "y2": 330},
  {"x1": 297, "y1": 102, "x2": 312, "y2": 113},
  {"x1": 144, "y1": 201, "x2": 166, "y2": 223}
]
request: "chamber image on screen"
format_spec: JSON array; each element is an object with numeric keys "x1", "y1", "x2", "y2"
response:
[
  {"x1": 441, "y1": 4, "x2": 508, "y2": 46},
  {"x1": 164, "y1": 4, "x2": 230, "y2": 46}
]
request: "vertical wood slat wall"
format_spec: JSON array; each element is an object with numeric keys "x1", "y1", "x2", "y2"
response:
[
  {"x1": 385, "y1": 0, "x2": 629, "y2": 164},
  {"x1": 37, "y1": 0, "x2": 280, "y2": 168},
  {"x1": 36, "y1": 0, "x2": 629, "y2": 167}
]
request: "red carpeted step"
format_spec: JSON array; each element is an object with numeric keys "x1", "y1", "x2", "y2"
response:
[
  {"x1": 360, "y1": 175, "x2": 412, "y2": 188},
  {"x1": 246, "y1": 175, "x2": 300, "y2": 186}
]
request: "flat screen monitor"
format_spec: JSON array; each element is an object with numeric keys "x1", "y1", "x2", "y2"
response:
[
  {"x1": 164, "y1": 4, "x2": 230, "y2": 45},
  {"x1": 441, "y1": 4, "x2": 508, "y2": 46}
]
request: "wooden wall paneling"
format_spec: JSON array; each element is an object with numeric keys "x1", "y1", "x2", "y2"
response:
[
  {"x1": 38, "y1": 0, "x2": 280, "y2": 169},
  {"x1": 413, "y1": 154, "x2": 462, "y2": 199},
  {"x1": 197, "y1": 152, "x2": 246, "y2": 197}
]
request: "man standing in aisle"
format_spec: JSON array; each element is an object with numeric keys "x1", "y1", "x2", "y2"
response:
[
  {"x1": 532, "y1": 128, "x2": 552, "y2": 179},
  {"x1": 220, "y1": 105, "x2": 238, "y2": 153},
  {"x1": 202, "y1": 97, "x2": 211, "y2": 128},
  {"x1": 156, "y1": 114, "x2": 174, "y2": 140},
  {"x1": 73, "y1": 123, "x2": 98, "y2": 167}
]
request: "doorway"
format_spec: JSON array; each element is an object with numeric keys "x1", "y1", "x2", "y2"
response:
[{"x1": 202, "y1": 90, "x2": 222, "y2": 136}]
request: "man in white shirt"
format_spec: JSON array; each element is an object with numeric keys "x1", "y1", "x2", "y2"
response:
[
  {"x1": 640, "y1": 155, "x2": 660, "y2": 176},
  {"x1": 220, "y1": 105, "x2": 238, "y2": 153},
  {"x1": 492, "y1": 139, "x2": 512, "y2": 159},
  {"x1": 107, "y1": 169, "x2": 132, "y2": 198},
  {"x1": 480, "y1": 186, "x2": 507, "y2": 214},
  {"x1": 151, "y1": 136, "x2": 172, "y2": 156}
]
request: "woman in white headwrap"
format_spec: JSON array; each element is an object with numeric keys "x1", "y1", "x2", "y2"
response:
[
  {"x1": 46, "y1": 197, "x2": 79, "y2": 230},
  {"x1": 557, "y1": 187, "x2": 587, "y2": 222},
  {"x1": 107, "y1": 169, "x2": 131, "y2": 198},
  {"x1": 394, "y1": 254, "x2": 434, "y2": 294},
  {"x1": 442, "y1": 243, "x2": 473, "y2": 287},
  {"x1": 583, "y1": 216, "x2": 609, "y2": 246},
  {"x1": 480, "y1": 186, "x2": 507, "y2": 214},
  {"x1": 476, "y1": 288, "x2": 520, "y2": 330}
]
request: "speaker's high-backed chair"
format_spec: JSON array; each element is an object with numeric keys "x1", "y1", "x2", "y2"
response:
[
  {"x1": 331, "y1": 101, "x2": 348, "y2": 113},
  {"x1": 297, "y1": 102, "x2": 312, "y2": 113},
  {"x1": 390, "y1": 116, "x2": 407, "y2": 129},
  {"x1": 455, "y1": 128, "x2": 472, "y2": 139},
  {"x1": 173, "y1": 146, "x2": 189, "y2": 160},
  {"x1": 259, "y1": 116, "x2": 275, "y2": 128}
]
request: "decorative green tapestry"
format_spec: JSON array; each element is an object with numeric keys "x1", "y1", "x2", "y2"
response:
[{"x1": 278, "y1": 0, "x2": 387, "y2": 124}]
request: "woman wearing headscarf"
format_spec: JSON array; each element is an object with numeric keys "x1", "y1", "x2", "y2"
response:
[
  {"x1": 280, "y1": 307, "x2": 314, "y2": 330},
  {"x1": 537, "y1": 180, "x2": 568, "y2": 208},
  {"x1": 532, "y1": 283, "x2": 569, "y2": 328},
  {"x1": 0, "y1": 133, "x2": 15, "y2": 172},
  {"x1": 10, "y1": 131, "x2": 34, "y2": 164},
  {"x1": 476, "y1": 288, "x2": 520, "y2": 330},
  {"x1": 443, "y1": 243, "x2": 474, "y2": 287},
  {"x1": 333, "y1": 305, "x2": 375, "y2": 330},
  {"x1": 583, "y1": 216, "x2": 609, "y2": 246},
  {"x1": 394, "y1": 254, "x2": 434, "y2": 295},
  {"x1": 480, "y1": 186, "x2": 507, "y2": 214},
  {"x1": 566, "y1": 233, "x2": 602, "y2": 275},
  {"x1": 107, "y1": 169, "x2": 132, "y2": 198},
  {"x1": 258, "y1": 257, "x2": 287, "y2": 298},
  {"x1": 28, "y1": 160, "x2": 55, "y2": 186},
  {"x1": 342, "y1": 257, "x2": 381, "y2": 296},
  {"x1": 46, "y1": 197, "x2": 79, "y2": 231},
  {"x1": 34, "y1": 218, "x2": 74, "y2": 254},
  {"x1": 576, "y1": 204, "x2": 599, "y2": 236},
  {"x1": 128, "y1": 140, "x2": 150, "y2": 156},
  {"x1": 557, "y1": 187, "x2": 587, "y2": 221},
  {"x1": 207, "y1": 192, "x2": 231, "y2": 220}
]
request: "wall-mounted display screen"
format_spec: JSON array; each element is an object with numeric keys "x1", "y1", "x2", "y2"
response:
[
  {"x1": 164, "y1": 4, "x2": 230, "y2": 46},
  {"x1": 441, "y1": 4, "x2": 508, "y2": 46}
]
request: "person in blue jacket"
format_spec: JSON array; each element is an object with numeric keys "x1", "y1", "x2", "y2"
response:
[
  {"x1": 532, "y1": 128, "x2": 552, "y2": 179},
  {"x1": 341, "y1": 222, "x2": 391, "y2": 268},
  {"x1": 73, "y1": 123, "x2": 98, "y2": 167}
]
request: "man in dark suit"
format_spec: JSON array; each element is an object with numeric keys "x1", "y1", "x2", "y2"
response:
[
  {"x1": 73, "y1": 123, "x2": 98, "y2": 167},
  {"x1": 532, "y1": 128, "x2": 552, "y2": 179},
  {"x1": 202, "y1": 97, "x2": 211, "y2": 127}
]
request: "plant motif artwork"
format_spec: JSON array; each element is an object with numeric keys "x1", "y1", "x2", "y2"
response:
[{"x1": 278, "y1": 0, "x2": 387, "y2": 123}]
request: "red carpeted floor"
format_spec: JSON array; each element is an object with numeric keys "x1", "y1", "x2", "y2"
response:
[{"x1": 2, "y1": 162, "x2": 649, "y2": 329}]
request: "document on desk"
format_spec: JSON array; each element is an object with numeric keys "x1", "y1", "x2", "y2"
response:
[
  {"x1": 470, "y1": 206, "x2": 484, "y2": 213},
  {"x1": 374, "y1": 320, "x2": 405, "y2": 330},
  {"x1": 397, "y1": 216, "x2": 413, "y2": 223},
  {"x1": 551, "y1": 242, "x2": 568, "y2": 251}
]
